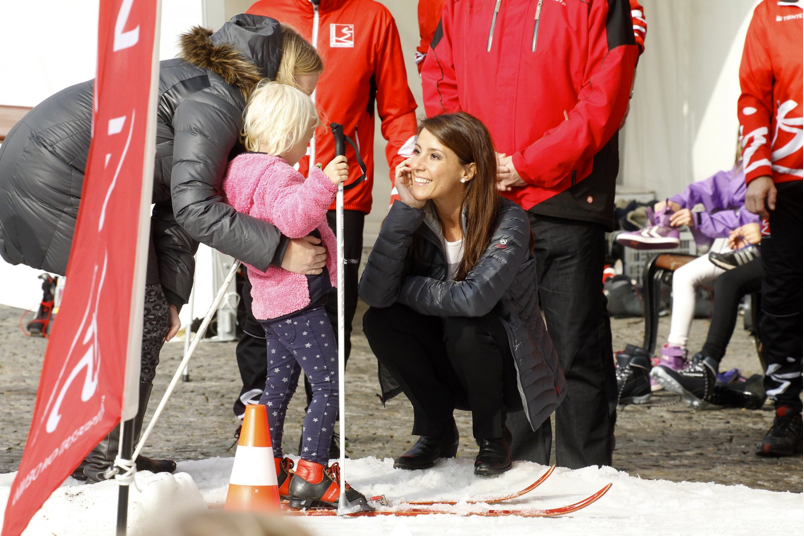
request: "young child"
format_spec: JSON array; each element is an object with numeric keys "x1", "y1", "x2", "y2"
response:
[{"x1": 222, "y1": 81, "x2": 367, "y2": 510}]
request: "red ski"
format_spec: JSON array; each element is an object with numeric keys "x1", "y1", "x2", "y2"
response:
[
  {"x1": 285, "y1": 482, "x2": 612, "y2": 518},
  {"x1": 370, "y1": 465, "x2": 556, "y2": 507}
]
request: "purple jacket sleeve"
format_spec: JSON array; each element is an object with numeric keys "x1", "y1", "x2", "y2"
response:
[
  {"x1": 668, "y1": 167, "x2": 745, "y2": 212},
  {"x1": 697, "y1": 205, "x2": 760, "y2": 239}
]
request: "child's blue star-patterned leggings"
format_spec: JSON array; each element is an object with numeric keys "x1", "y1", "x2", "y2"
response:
[{"x1": 259, "y1": 306, "x2": 339, "y2": 465}]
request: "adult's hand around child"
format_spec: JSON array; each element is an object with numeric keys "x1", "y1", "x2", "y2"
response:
[
  {"x1": 324, "y1": 155, "x2": 349, "y2": 185},
  {"x1": 728, "y1": 223, "x2": 761, "y2": 249},
  {"x1": 394, "y1": 158, "x2": 426, "y2": 209},
  {"x1": 654, "y1": 200, "x2": 681, "y2": 213},
  {"x1": 745, "y1": 175, "x2": 775, "y2": 219},
  {"x1": 282, "y1": 235, "x2": 328, "y2": 275},
  {"x1": 495, "y1": 153, "x2": 527, "y2": 191},
  {"x1": 165, "y1": 304, "x2": 180, "y2": 342},
  {"x1": 669, "y1": 208, "x2": 694, "y2": 228}
]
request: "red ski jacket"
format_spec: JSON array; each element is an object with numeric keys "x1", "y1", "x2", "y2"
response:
[
  {"x1": 247, "y1": 0, "x2": 418, "y2": 213},
  {"x1": 738, "y1": 0, "x2": 803, "y2": 186},
  {"x1": 422, "y1": 0, "x2": 641, "y2": 228}
]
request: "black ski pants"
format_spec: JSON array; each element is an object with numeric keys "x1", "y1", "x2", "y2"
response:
[
  {"x1": 508, "y1": 214, "x2": 616, "y2": 469},
  {"x1": 759, "y1": 181, "x2": 802, "y2": 413}
]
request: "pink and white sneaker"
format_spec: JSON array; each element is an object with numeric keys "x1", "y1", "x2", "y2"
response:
[
  {"x1": 650, "y1": 343, "x2": 688, "y2": 391},
  {"x1": 616, "y1": 202, "x2": 681, "y2": 250}
]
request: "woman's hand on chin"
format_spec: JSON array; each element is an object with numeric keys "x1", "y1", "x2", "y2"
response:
[{"x1": 395, "y1": 158, "x2": 426, "y2": 209}]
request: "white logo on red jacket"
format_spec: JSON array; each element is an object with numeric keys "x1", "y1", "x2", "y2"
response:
[{"x1": 330, "y1": 24, "x2": 354, "y2": 48}]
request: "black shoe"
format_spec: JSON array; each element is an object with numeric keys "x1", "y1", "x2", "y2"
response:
[
  {"x1": 651, "y1": 353, "x2": 717, "y2": 409},
  {"x1": 616, "y1": 349, "x2": 652, "y2": 406},
  {"x1": 708, "y1": 246, "x2": 759, "y2": 270},
  {"x1": 711, "y1": 374, "x2": 767, "y2": 409},
  {"x1": 756, "y1": 407, "x2": 803, "y2": 457},
  {"x1": 474, "y1": 426, "x2": 512, "y2": 476},
  {"x1": 135, "y1": 455, "x2": 177, "y2": 474},
  {"x1": 393, "y1": 423, "x2": 459, "y2": 470},
  {"x1": 288, "y1": 460, "x2": 372, "y2": 511}
]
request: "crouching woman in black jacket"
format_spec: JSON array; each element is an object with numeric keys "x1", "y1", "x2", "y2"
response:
[{"x1": 359, "y1": 113, "x2": 566, "y2": 476}]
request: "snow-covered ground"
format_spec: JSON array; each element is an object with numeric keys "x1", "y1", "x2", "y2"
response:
[{"x1": 1, "y1": 456, "x2": 801, "y2": 536}]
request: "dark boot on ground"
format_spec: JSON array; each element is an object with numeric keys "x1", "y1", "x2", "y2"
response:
[
  {"x1": 275, "y1": 457, "x2": 295, "y2": 500},
  {"x1": 82, "y1": 382, "x2": 175, "y2": 482},
  {"x1": 711, "y1": 374, "x2": 767, "y2": 409},
  {"x1": 616, "y1": 348, "x2": 652, "y2": 405},
  {"x1": 393, "y1": 422, "x2": 459, "y2": 470},
  {"x1": 651, "y1": 353, "x2": 718, "y2": 409},
  {"x1": 287, "y1": 460, "x2": 371, "y2": 510},
  {"x1": 474, "y1": 425, "x2": 512, "y2": 476},
  {"x1": 756, "y1": 407, "x2": 803, "y2": 457}
]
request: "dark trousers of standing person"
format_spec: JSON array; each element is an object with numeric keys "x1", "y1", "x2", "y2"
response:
[
  {"x1": 700, "y1": 257, "x2": 762, "y2": 363},
  {"x1": 508, "y1": 214, "x2": 616, "y2": 469},
  {"x1": 759, "y1": 181, "x2": 802, "y2": 413},
  {"x1": 233, "y1": 211, "x2": 365, "y2": 421},
  {"x1": 363, "y1": 303, "x2": 521, "y2": 440}
]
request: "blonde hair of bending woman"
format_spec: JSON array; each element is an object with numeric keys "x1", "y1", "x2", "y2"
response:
[
  {"x1": 242, "y1": 81, "x2": 322, "y2": 154},
  {"x1": 275, "y1": 23, "x2": 324, "y2": 90}
]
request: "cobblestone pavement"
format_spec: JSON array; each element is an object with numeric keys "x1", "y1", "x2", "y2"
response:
[{"x1": 1, "y1": 277, "x2": 801, "y2": 493}]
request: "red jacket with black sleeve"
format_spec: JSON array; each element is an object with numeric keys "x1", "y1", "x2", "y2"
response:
[
  {"x1": 421, "y1": 0, "x2": 641, "y2": 229},
  {"x1": 247, "y1": 0, "x2": 418, "y2": 213},
  {"x1": 738, "y1": 0, "x2": 802, "y2": 186}
]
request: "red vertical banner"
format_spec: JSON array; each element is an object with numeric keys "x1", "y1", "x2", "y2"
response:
[{"x1": 2, "y1": 0, "x2": 160, "y2": 534}]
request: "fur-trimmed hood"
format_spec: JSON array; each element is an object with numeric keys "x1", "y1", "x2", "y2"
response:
[{"x1": 179, "y1": 14, "x2": 282, "y2": 97}]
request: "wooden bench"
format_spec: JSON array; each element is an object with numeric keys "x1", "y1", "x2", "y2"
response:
[{"x1": 0, "y1": 105, "x2": 32, "y2": 143}]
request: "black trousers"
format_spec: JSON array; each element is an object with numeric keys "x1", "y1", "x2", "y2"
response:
[
  {"x1": 759, "y1": 181, "x2": 802, "y2": 412},
  {"x1": 700, "y1": 257, "x2": 762, "y2": 362},
  {"x1": 363, "y1": 303, "x2": 521, "y2": 440},
  {"x1": 508, "y1": 213, "x2": 616, "y2": 469},
  {"x1": 233, "y1": 210, "x2": 365, "y2": 419}
]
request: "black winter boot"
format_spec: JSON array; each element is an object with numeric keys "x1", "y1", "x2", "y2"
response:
[
  {"x1": 393, "y1": 422, "x2": 459, "y2": 470},
  {"x1": 474, "y1": 425, "x2": 512, "y2": 476},
  {"x1": 651, "y1": 354, "x2": 718, "y2": 409},
  {"x1": 756, "y1": 407, "x2": 803, "y2": 457},
  {"x1": 616, "y1": 348, "x2": 652, "y2": 406}
]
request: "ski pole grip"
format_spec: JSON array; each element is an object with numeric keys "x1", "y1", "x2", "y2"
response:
[{"x1": 330, "y1": 123, "x2": 345, "y2": 157}]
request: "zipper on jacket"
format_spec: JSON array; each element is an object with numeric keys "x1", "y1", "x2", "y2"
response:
[
  {"x1": 531, "y1": 0, "x2": 544, "y2": 52},
  {"x1": 487, "y1": 0, "x2": 503, "y2": 52},
  {"x1": 309, "y1": 0, "x2": 320, "y2": 170}
]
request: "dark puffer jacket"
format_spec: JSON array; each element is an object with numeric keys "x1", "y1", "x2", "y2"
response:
[
  {"x1": 0, "y1": 15, "x2": 284, "y2": 308},
  {"x1": 359, "y1": 198, "x2": 566, "y2": 431}
]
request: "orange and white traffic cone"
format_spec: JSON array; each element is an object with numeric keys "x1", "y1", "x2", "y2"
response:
[{"x1": 225, "y1": 404, "x2": 281, "y2": 511}]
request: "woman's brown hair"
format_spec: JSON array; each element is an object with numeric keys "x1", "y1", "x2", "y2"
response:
[{"x1": 418, "y1": 112, "x2": 501, "y2": 281}]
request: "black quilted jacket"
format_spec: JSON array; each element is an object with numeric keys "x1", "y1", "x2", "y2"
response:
[
  {"x1": 0, "y1": 15, "x2": 284, "y2": 308},
  {"x1": 359, "y1": 198, "x2": 566, "y2": 431}
]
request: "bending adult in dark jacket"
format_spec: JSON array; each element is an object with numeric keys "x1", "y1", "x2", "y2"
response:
[
  {"x1": 0, "y1": 15, "x2": 327, "y2": 482},
  {"x1": 359, "y1": 113, "x2": 565, "y2": 476}
]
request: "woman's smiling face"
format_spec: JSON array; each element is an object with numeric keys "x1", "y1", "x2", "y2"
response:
[{"x1": 408, "y1": 128, "x2": 472, "y2": 203}]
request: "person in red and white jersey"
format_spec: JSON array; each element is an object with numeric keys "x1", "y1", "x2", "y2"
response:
[{"x1": 738, "y1": 0, "x2": 803, "y2": 457}]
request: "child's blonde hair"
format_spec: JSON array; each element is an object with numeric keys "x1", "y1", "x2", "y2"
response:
[
  {"x1": 275, "y1": 24, "x2": 324, "y2": 91},
  {"x1": 242, "y1": 81, "x2": 322, "y2": 154}
]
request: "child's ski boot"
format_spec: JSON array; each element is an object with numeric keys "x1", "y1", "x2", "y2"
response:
[
  {"x1": 287, "y1": 460, "x2": 373, "y2": 511},
  {"x1": 275, "y1": 457, "x2": 294, "y2": 500}
]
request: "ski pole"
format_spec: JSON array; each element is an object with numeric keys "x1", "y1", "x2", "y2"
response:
[
  {"x1": 331, "y1": 123, "x2": 348, "y2": 515},
  {"x1": 133, "y1": 260, "x2": 241, "y2": 460}
]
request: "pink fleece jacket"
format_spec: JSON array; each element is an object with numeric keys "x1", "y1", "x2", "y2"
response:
[{"x1": 222, "y1": 153, "x2": 338, "y2": 320}]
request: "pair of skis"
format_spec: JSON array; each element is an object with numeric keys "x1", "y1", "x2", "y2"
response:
[{"x1": 284, "y1": 465, "x2": 613, "y2": 518}]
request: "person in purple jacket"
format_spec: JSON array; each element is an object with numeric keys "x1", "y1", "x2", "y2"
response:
[{"x1": 646, "y1": 161, "x2": 760, "y2": 380}]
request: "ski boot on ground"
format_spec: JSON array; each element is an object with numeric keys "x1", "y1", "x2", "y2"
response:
[
  {"x1": 651, "y1": 353, "x2": 717, "y2": 409},
  {"x1": 650, "y1": 343, "x2": 688, "y2": 391},
  {"x1": 616, "y1": 348, "x2": 652, "y2": 406},
  {"x1": 711, "y1": 374, "x2": 766, "y2": 409},
  {"x1": 275, "y1": 457, "x2": 294, "y2": 500},
  {"x1": 756, "y1": 407, "x2": 803, "y2": 457},
  {"x1": 287, "y1": 460, "x2": 372, "y2": 511}
]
